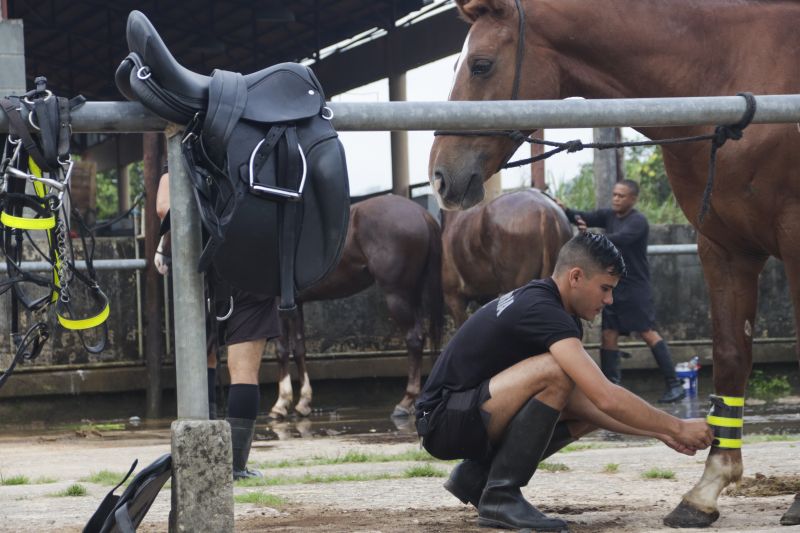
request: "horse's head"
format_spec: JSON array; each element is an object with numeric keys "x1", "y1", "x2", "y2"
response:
[{"x1": 429, "y1": 0, "x2": 558, "y2": 210}]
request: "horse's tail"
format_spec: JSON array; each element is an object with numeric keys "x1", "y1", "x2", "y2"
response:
[{"x1": 421, "y1": 213, "x2": 445, "y2": 352}]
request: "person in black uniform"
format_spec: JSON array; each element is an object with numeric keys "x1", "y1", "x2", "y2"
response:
[
  {"x1": 155, "y1": 171, "x2": 280, "y2": 480},
  {"x1": 415, "y1": 232, "x2": 712, "y2": 531},
  {"x1": 558, "y1": 180, "x2": 685, "y2": 403}
]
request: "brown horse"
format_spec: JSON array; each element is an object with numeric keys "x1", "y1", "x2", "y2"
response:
[
  {"x1": 430, "y1": 0, "x2": 800, "y2": 527},
  {"x1": 443, "y1": 188, "x2": 572, "y2": 325},
  {"x1": 269, "y1": 194, "x2": 444, "y2": 419}
]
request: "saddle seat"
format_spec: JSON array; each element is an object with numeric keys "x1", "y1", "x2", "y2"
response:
[{"x1": 116, "y1": 11, "x2": 321, "y2": 125}]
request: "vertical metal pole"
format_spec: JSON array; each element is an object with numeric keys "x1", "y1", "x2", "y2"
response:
[
  {"x1": 592, "y1": 127, "x2": 621, "y2": 208},
  {"x1": 530, "y1": 130, "x2": 546, "y2": 190},
  {"x1": 166, "y1": 129, "x2": 208, "y2": 420},
  {"x1": 143, "y1": 132, "x2": 163, "y2": 419},
  {"x1": 389, "y1": 72, "x2": 409, "y2": 198}
]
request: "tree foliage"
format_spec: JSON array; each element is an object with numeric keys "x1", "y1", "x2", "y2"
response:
[
  {"x1": 95, "y1": 161, "x2": 145, "y2": 220},
  {"x1": 551, "y1": 143, "x2": 687, "y2": 224}
]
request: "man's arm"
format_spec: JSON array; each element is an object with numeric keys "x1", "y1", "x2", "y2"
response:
[
  {"x1": 156, "y1": 173, "x2": 170, "y2": 221},
  {"x1": 549, "y1": 337, "x2": 712, "y2": 450}
]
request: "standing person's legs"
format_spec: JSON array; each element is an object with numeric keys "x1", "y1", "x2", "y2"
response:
[
  {"x1": 640, "y1": 329, "x2": 685, "y2": 403},
  {"x1": 227, "y1": 339, "x2": 266, "y2": 479},
  {"x1": 600, "y1": 324, "x2": 622, "y2": 384},
  {"x1": 207, "y1": 351, "x2": 218, "y2": 419}
]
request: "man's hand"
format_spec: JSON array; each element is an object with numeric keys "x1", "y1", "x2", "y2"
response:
[
  {"x1": 659, "y1": 434, "x2": 697, "y2": 456},
  {"x1": 673, "y1": 418, "x2": 714, "y2": 451},
  {"x1": 154, "y1": 235, "x2": 170, "y2": 276},
  {"x1": 575, "y1": 215, "x2": 588, "y2": 233}
]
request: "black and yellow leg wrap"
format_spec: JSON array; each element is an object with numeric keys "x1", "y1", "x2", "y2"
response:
[{"x1": 707, "y1": 395, "x2": 743, "y2": 449}]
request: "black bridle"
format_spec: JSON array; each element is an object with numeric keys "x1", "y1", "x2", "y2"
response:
[{"x1": 433, "y1": 0, "x2": 531, "y2": 155}]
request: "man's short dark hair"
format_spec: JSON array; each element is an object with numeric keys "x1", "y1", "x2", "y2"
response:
[
  {"x1": 619, "y1": 179, "x2": 640, "y2": 196},
  {"x1": 554, "y1": 232, "x2": 626, "y2": 278}
]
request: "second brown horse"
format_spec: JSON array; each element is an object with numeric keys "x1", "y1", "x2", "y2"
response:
[
  {"x1": 269, "y1": 194, "x2": 444, "y2": 419},
  {"x1": 442, "y1": 189, "x2": 572, "y2": 325}
]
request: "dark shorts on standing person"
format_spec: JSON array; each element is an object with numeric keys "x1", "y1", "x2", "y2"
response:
[
  {"x1": 208, "y1": 287, "x2": 281, "y2": 350},
  {"x1": 601, "y1": 297, "x2": 656, "y2": 336},
  {"x1": 417, "y1": 380, "x2": 493, "y2": 461}
]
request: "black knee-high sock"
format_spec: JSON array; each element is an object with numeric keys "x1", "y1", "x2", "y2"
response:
[
  {"x1": 600, "y1": 349, "x2": 622, "y2": 384},
  {"x1": 207, "y1": 367, "x2": 217, "y2": 419},
  {"x1": 651, "y1": 340, "x2": 679, "y2": 382},
  {"x1": 227, "y1": 384, "x2": 260, "y2": 420}
]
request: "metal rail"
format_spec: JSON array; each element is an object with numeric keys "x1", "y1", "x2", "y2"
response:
[
  {"x1": 0, "y1": 258, "x2": 146, "y2": 272},
  {"x1": 3, "y1": 95, "x2": 800, "y2": 133}
]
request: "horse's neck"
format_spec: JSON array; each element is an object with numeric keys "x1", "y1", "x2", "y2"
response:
[{"x1": 533, "y1": 0, "x2": 796, "y2": 137}]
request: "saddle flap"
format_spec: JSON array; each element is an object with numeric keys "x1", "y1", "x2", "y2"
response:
[{"x1": 241, "y1": 64, "x2": 324, "y2": 124}]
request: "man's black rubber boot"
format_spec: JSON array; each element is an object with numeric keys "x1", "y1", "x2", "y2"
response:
[
  {"x1": 446, "y1": 422, "x2": 576, "y2": 510},
  {"x1": 600, "y1": 349, "x2": 622, "y2": 384},
  {"x1": 228, "y1": 417, "x2": 263, "y2": 480},
  {"x1": 651, "y1": 341, "x2": 686, "y2": 403},
  {"x1": 444, "y1": 459, "x2": 489, "y2": 508},
  {"x1": 478, "y1": 398, "x2": 568, "y2": 531}
]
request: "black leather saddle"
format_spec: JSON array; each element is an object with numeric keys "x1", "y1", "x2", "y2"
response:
[{"x1": 115, "y1": 11, "x2": 350, "y2": 315}]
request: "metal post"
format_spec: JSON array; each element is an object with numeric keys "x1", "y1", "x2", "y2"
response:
[
  {"x1": 593, "y1": 127, "x2": 619, "y2": 207},
  {"x1": 143, "y1": 132, "x2": 163, "y2": 419},
  {"x1": 530, "y1": 130, "x2": 546, "y2": 190},
  {"x1": 166, "y1": 128, "x2": 233, "y2": 532},
  {"x1": 166, "y1": 129, "x2": 207, "y2": 420},
  {"x1": 389, "y1": 72, "x2": 410, "y2": 197}
]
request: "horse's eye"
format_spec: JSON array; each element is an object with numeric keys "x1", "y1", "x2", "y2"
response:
[{"x1": 470, "y1": 59, "x2": 493, "y2": 77}]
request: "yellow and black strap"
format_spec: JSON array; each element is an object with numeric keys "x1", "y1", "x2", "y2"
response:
[{"x1": 707, "y1": 395, "x2": 744, "y2": 449}]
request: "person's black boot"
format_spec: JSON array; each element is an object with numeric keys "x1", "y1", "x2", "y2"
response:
[
  {"x1": 651, "y1": 341, "x2": 686, "y2": 403},
  {"x1": 446, "y1": 422, "x2": 576, "y2": 510},
  {"x1": 228, "y1": 417, "x2": 263, "y2": 480},
  {"x1": 444, "y1": 459, "x2": 489, "y2": 508},
  {"x1": 478, "y1": 398, "x2": 568, "y2": 531},
  {"x1": 600, "y1": 349, "x2": 622, "y2": 384}
]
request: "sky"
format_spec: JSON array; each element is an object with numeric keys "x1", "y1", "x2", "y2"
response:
[{"x1": 332, "y1": 54, "x2": 597, "y2": 197}]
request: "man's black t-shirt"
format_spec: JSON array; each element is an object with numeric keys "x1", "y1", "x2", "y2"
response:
[{"x1": 417, "y1": 277, "x2": 582, "y2": 413}]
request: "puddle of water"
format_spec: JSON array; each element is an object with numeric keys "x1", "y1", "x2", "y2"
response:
[{"x1": 2, "y1": 365, "x2": 800, "y2": 443}]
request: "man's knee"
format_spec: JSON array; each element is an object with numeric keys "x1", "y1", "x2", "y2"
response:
[{"x1": 540, "y1": 355, "x2": 574, "y2": 403}]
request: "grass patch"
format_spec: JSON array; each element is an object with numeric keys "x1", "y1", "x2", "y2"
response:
[
  {"x1": 1, "y1": 474, "x2": 29, "y2": 486},
  {"x1": 539, "y1": 462, "x2": 570, "y2": 473},
  {"x1": 33, "y1": 476, "x2": 58, "y2": 484},
  {"x1": 748, "y1": 370, "x2": 792, "y2": 400},
  {"x1": 603, "y1": 463, "x2": 620, "y2": 474},
  {"x1": 235, "y1": 492, "x2": 287, "y2": 507},
  {"x1": 51, "y1": 484, "x2": 88, "y2": 497},
  {"x1": 560, "y1": 443, "x2": 607, "y2": 453},
  {"x1": 743, "y1": 434, "x2": 800, "y2": 444},
  {"x1": 80, "y1": 470, "x2": 128, "y2": 486},
  {"x1": 642, "y1": 468, "x2": 675, "y2": 480},
  {"x1": 254, "y1": 448, "x2": 439, "y2": 469},
  {"x1": 236, "y1": 472, "x2": 396, "y2": 487},
  {"x1": 403, "y1": 464, "x2": 447, "y2": 478}
]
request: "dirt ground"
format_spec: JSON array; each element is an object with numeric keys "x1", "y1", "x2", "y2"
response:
[{"x1": 2, "y1": 427, "x2": 800, "y2": 532}]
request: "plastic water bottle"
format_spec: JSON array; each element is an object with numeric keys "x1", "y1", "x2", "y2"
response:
[{"x1": 689, "y1": 356, "x2": 700, "y2": 370}]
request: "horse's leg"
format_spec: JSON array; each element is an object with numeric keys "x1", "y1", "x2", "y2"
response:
[
  {"x1": 268, "y1": 315, "x2": 294, "y2": 419},
  {"x1": 777, "y1": 251, "x2": 800, "y2": 525},
  {"x1": 445, "y1": 291, "x2": 469, "y2": 327},
  {"x1": 385, "y1": 291, "x2": 424, "y2": 418},
  {"x1": 664, "y1": 234, "x2": 766, "y2": 528},
  {"x1": 292, "y1": 307, "x2": 314, "y2": 417}
]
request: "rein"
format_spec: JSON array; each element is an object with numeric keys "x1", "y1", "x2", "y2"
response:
[
  {"x1": 433, "y1": 0, "x2": 757, "y2": 225},
  {"x1": 0, "y1": 78, "x2": 110, "y2": 390}
]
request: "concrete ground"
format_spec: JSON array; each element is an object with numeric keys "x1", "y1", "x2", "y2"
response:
[{"x1": 1, "y1": 425, "x2": 800, "y2": 532}]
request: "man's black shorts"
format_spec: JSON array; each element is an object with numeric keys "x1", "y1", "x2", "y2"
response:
[
  {"x1": 602, "y1": 299, "x2": 655, "y2": 336},
  {"x1": 208, "y1": 288, "x2": 281, "y2": 352},
  {"x1": 418, "y1": 380, "x2": 492, "y2": 461}
]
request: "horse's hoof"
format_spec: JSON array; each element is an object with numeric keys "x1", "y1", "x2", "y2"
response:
[
  {"x1": 663, "y1": 500, "x2": 720, "y2": 528},
  {"x1": 294, "y1": 404, "x2": 312, "y2": 417},
  {"x1": 780, "y1": 496, "x2": 800, "y2": 525},
  {"x1": 391, "y1": 404, "x2": 412, "y2": 418},
  {"x1": 268, "y1": 409, "x2": 287, "y2": 420}
]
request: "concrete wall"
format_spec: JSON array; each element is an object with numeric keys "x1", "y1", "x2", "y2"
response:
[
  {"x1": 0, "y1": 225, "x2": 795, "y2": 401},
  {"x1": 0, "y1": 19, "x2": 25, "y2": 96}
]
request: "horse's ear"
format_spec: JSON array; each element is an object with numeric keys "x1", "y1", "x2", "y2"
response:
[{"x1": 455, "y1": 0, "x2": 510, "y2": 23}]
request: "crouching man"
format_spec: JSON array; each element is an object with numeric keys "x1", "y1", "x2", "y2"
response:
[{"x1": 415, "y1": 232, "x2": 712, "y2": 531}]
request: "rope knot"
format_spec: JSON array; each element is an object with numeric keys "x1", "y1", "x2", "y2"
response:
[
  {"x1": 508, "y1": 130, "x2": 527, "y2": 144},
  {"x1": 565, "y1": 140, "x2": 584, "y2": 153}
]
